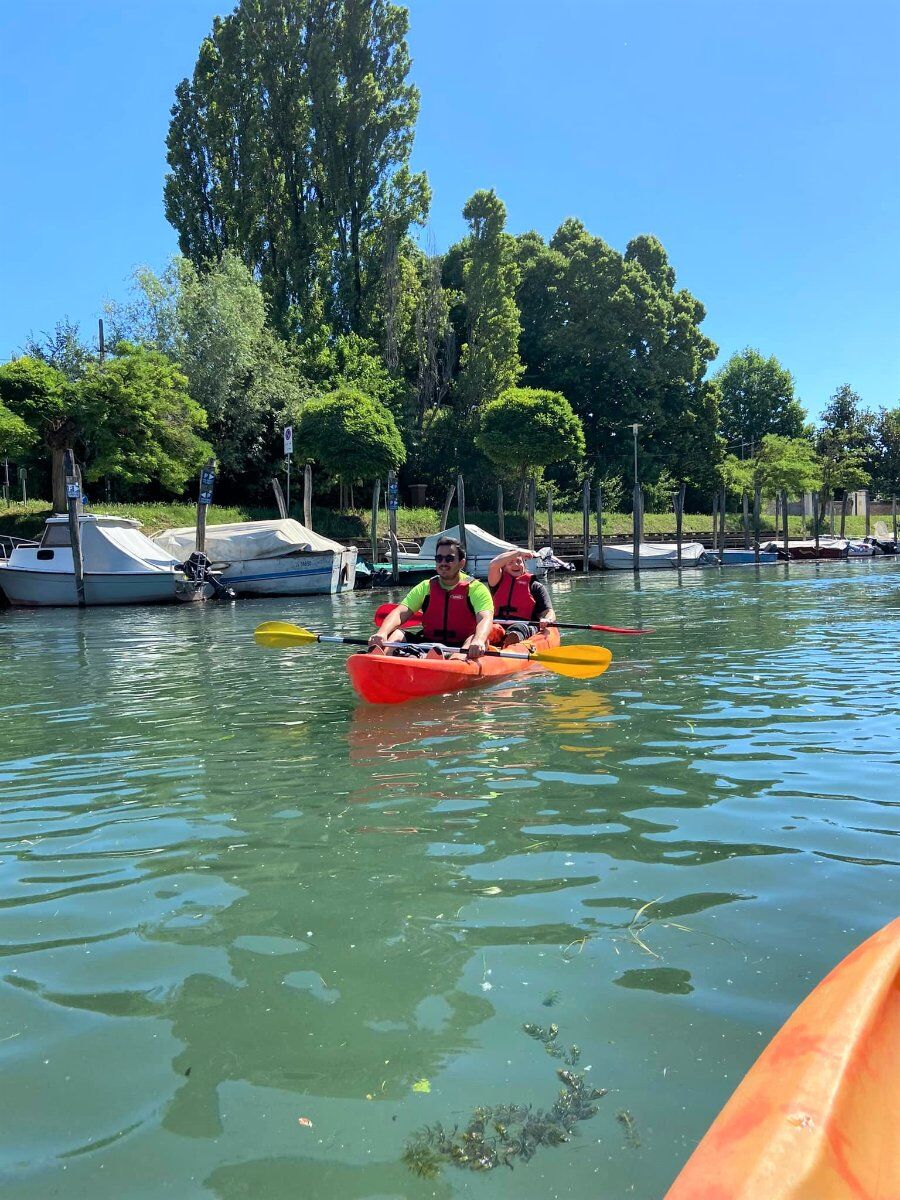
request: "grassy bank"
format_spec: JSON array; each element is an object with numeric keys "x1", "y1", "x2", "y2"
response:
[{"x1": 0, "y1": 498, "x2": 872, "y2": 544}]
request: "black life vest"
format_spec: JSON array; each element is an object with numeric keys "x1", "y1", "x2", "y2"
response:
[
  {"x1": 493, "y1": 571, "x2": 539, "y2": 621},
  {"x1": 421, "y1": 576, "x2": 478, "y2": 645}
]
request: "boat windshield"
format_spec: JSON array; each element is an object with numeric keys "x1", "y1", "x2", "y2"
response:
[{"x1": 40, "y1": 523, "x2": 72, "y2": 548}]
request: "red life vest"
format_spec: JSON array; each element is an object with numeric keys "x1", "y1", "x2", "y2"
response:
[
  {"x1": 493, "y1": 571, "x2": 538, "y2": 621},
  {"x1": 421, "y1": 576, "x2": 478, "y2": 645}
]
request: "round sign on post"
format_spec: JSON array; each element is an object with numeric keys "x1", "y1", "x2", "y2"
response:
[{"x1": 283, "y1": 426, "x2": 294, "y2": 456}]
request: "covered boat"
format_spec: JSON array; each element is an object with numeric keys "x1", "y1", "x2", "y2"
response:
[
  {"x1": 347, "y1": 627, "x2": 561, "y2": 704},
  {"x1": 589, "y1": 540, "x2": 706, "y2": 570},
  {"x1": 396, "y1": 525, "x2": 544, "y2": 580},
  {"x1": 715, "y1": 548, "x2": 779, "y2": 565},
  {"x1": 0, "y1": 515, "x2": 183, "y2": 606},
  {"x1": 153, "y1": 519, "x2": 356, "y2": 596}
]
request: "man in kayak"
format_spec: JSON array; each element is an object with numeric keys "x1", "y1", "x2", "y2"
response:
[
  {"x1": 368, "y1": 537, "x2": 495, "y2": 660},
  {"x1": 487, "y1": 547, "x2": 556, "y2": 647}
]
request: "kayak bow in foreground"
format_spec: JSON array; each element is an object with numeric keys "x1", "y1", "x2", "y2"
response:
[{"x1": 665, "y1": 916, "x2": 900, "y2": 1199}]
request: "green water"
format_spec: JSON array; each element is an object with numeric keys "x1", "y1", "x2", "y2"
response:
[{"x1": 1, "y1": 562, "x2": 899, "y2": 1199}]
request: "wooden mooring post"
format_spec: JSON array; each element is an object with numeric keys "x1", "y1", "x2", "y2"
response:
[
  {"x1": 195, "y1": 457, "x2": 216, "y2": 554},
  {"x1": 387, "y1": 470, "x2": 399, "y2": 584},
  {"x1": 440, "y1": 483, "x2": 455, "y2": 531},
  {"x1": 272, "y1": 478, "x2": 287, "y2": 519},
  {"x1": 753, "y1": 484, "x2": 762, "y2": 565},
  {"x1": 496, "y1": 483, "x2": 505, "y2": 541},
  {"x1": 582, "y1": 477, "x2": 591, "y2": 572},
  {"x1": 782, "y1": 489, "x2": 789, "y2": 556},
  {"x1": 303, "y1": 464, "x2": 313, "y2": 528},
  {"x1": 63, "y1": 449, "x2": 85, "y2": 607},
  {"x1": 595, "y1": 481, "x2": 604, "y2": 566},
  {"x1": 742, "y1": 491, "x2": 750, "y2": 549},
  {"x1": 527, "y1": 478, "x2": 536, "y2": 552},
  {"x1": 546, "y1": 484, "x2": 554, "y2": 553},
  {"x1": 813, "y1": 492, "x2": 820, "y2": 557},
  {"x1": 674, "y1": 482, "x2": 685, "y2": 568},
  {"x1": 632, "y1": 481, "x2": 641, "y2": 574},
  {"x1": 456, "y1": 474, "x2": 467, "y2": 555},
  {"x1": 370, "y1": 478, "x2": 381, "y2": 564}
]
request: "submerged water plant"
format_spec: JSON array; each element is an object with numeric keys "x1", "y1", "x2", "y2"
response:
[{"x1": 403, "y1": 1023, "x2": 606, "y2": 1177}]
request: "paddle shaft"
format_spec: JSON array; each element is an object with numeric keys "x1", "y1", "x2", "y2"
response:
[
  {"x1": 320, "y1": 633, "x2": 554, "y2": 663},
  {"x1": 372, "y1": 602, "x2": 652, "y2": 637}
]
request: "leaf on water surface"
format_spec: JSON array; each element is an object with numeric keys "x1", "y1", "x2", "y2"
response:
[{"x1": 412, "y1": 1078, "x2": 431, "y2": 1094}]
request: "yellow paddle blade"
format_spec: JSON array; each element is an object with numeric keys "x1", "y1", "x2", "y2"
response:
[
  {"x1": 254, "y1": 620, "x2": 318, "y2": 647},
  {"x1": 529, "y1": 644, "x2": 613, "y2": 680}
]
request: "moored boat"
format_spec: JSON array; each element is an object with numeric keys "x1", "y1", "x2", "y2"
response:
[
  {"x1": 715, "y1": 548, "x2": 779, "y2": 565},
  {"x1": 0, "y1": 515, "x2": 184, "y2": 606},
  {"x1": 346, "y1": 627, "x2": 561, "y2": 704},
  {"x1": 153, "y1": 519, "x2": 356, "y2": 596},
  {"x1": 395, "y1": 525, "x2": 545, "y2": 580},
  {"x1": 589, "y1": 540, "x2": 706, "y2": 569},
  {"x1": 664, "y1": 917, "x2": 900, "y2": 1199}
]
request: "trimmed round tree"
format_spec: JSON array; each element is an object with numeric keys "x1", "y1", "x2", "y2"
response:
[
  {"x1": 296, "y1": 388, "x2": 406, "y2": 489},
  {"x1": 476, "y1": 387, "x2": 585, "y2": 482}
]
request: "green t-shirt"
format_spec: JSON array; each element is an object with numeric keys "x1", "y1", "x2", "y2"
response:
[{"x1": 402, "y1": 572, "x2": 493, "y2": 616}]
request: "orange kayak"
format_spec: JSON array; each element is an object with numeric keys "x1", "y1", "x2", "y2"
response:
[
  {"x1": 346, "y1": 628, "x2": 561, "y2": 704},
  {"x1": 664, "y1": 916, "x2": 900, "y2": 1200}
]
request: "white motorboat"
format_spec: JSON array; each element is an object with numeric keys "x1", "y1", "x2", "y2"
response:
[
  {"x1": 0, "y1": 515, "x2": 184, "y2": 606},
  {"x1": 395, "y1": 524, "x2": 545, "y2": 579},
  {"x1": 153, "y1": 519, "x2": 357, "y2": 596},
  {"x1": 588, "y1": 540, "x2": 706, "y2": 570}
]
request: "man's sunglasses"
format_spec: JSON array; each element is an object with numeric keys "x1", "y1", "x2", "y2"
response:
[{"x1": 434, "y1": 553, "x2": 458, "y2": 563}]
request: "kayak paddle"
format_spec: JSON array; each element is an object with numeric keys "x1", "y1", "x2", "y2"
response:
[
  {"x1": 254, "y1": 621, "x2": 612, "y2": 680},
  {"x1": 372, "y1": 601, "x2": 653, "y2": 636}
]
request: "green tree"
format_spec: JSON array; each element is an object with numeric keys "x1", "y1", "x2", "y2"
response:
[
  {"x1": 295, "y1": 387, "x2": 405, "y2": 489},
  {"x1": 78, "y1": 343, "x2": 212, "y2": 493},
  {"x1": 455, "y1": 190, "x2": 522, "y2": 416},
  {"x1": 476, "y1": 388, "x2": 585, "y2": 484},
  {"x1": 0, "y1": 401, "x2": 36, "y2": 460},
  {"x1": 164, "y1": 0, "x2": 428, "y2": 334},
  {"x1": 815, "y1": 384, "x2": 874, "y2": 531},
  {"x1": 870, "y1": 406, "x2": 900, "y2": 498},
  {"x1": 106, "y1": 254, "x2": 312, "y2": 488},
  {"x1": 0, "y1": 357, "x2": 84, "y2": 510},
  {"x1": 715, "y1": 348, "x2": 808, "y2": 452}
]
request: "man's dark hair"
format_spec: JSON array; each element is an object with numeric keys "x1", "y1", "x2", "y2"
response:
[{"x1": 434, "y1": 536, "x2": 465, "y2": 560}]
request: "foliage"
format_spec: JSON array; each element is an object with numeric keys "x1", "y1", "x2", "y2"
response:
[
  {"x1": 0, "y1": 357, "x2": 85, "y2": 508},
  {"x1": 0, "y1": 401, "x2": 36, "y2": 458},
  {"x1": 642, "y1": 467, "x2": 677, "y2": 513},
  {"x1": 22, "y1": 318, "x2": 94, "y2": 381},
  {"x1": 513, "y1": 222, "x2": 720, "y2": 490},
  {"x1": 295, "y1": 387, "x2": 405, "y2": 483},
  {"x1": 476, "y1": 387, "x2": 585, "y2": 479},
  {"x1": 715, "y1": 348, "x2": 808, "y2": 450},
  {"x1": 455, "y1": 190, "x2": 522, "y2": 414},
  {"x1": 815, "y1": 384, "x2": 873, "y2": 505},
  {"x1": 722, "y1": 435, "x2": 821, "y2": 498},
  {"x1": 105, "y1": 254, "x2": 313, "y2": 488},
  {"x1": 870, "y1": 407, "x2": 900, "y2": 498},
  {"x1": 164, "y1": 0, "x2": 429, "y2": 334},
  {"x1": 78, "y1": 343, "x2": 212, "y2": 491}
]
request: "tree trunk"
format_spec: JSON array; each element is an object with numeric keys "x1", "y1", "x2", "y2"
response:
[
  {"x1": 51, "y1": 445, "x2": 67, "y2": 513},
  {"x1": 742, "y1": 491, "x2": 750, "y2": 549}
]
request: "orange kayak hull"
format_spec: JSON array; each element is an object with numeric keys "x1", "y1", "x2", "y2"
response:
[
  {"x1": 665, "y1": 916, "x2": 900, "y2": 1200},
  {"x1": 345, "y1": 628, "x2": 561, "y2": 704}
]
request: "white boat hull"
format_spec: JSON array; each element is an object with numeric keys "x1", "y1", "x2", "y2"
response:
[
  {"x1": 0, "y1": 563, "x2": 179, "y2": 606},
  {"x1": 212, "y1": 548, "x2": 357, "y2": 595},
  {"x1": 589, "y1": 541, "x2": 706, "y2": 570}
]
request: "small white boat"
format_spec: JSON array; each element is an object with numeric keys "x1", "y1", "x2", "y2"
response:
[
  {"x1": 0, "y1": 515, "x2": 184, "y2": 606},
  {"x1": 153, "y1": 519, "x2": 356, "y2": 596},
  {"x1": 589, "y1": 540, "x2": 706, "y2": 570},
  {"x1": 395, "y1": 524, "x2": 545, "y2": 580}
]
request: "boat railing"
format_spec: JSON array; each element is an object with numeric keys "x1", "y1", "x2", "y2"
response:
[{"x1": 0, "y1": 535, "x2": 39, "y2": 560}]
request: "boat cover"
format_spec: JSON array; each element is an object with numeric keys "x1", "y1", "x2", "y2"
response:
[
  {"x1": 153, "y1": 519, "x2": 348, "y2": 561},
  {"x1": 418, "y1": 525, "x2": 526, "y2": 559},
  {"x1": 77, "y1": 518, "x2": 180, "y2": 573}
]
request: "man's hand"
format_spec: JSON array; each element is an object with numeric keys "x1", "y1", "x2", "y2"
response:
[{"x1": 466, "y1": 638, "x2": 486, "y2": 661}]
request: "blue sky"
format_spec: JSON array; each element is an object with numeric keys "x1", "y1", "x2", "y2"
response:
[{"x1": 1, "y1": 0, "x2": 897, "y2": 420}]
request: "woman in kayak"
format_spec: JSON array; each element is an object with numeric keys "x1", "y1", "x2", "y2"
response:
[
  {"x1": 488, "y1": 547, "x2": 556, "y2": 647},
  {"x1": 368, "y1": 537, "x2": 495, "y2": 660}
]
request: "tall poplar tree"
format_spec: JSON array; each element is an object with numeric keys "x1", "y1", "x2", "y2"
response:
[
  {"x1": 454, "y1": 189, "x2": 522, "y2": 416},
  {"x1": 164, "y1": 0, "x2": 429, "y2": 335}
]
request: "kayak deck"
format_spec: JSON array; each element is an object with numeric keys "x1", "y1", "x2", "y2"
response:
[
  {"x1": 664, "y1": 916, "x2": 900, "y2": 1199},
  {"x1": 346, "y1": 628, "x2": 561, "y2": 704}
]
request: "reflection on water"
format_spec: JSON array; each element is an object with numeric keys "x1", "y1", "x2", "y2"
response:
[{"x1": 1, "y1": 561, "x2": 899, "y2": 1199}]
